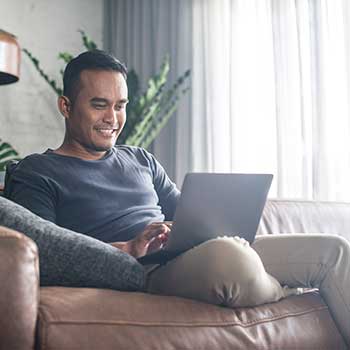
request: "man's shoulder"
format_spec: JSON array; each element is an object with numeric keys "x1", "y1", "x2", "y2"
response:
[
  {"x1": 4, "y1": 151, "x2": 57, "y2": 197},
  {"x1": 15, "y1": 152, "x2": 42, "y2": 167},
  {"x1": 12, "y1": 151, "x2": 57, "y2": 175}
]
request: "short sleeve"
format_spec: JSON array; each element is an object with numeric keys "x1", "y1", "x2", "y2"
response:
[
  {"x1": 5, "y1": 165, "x2": 58, "y2": 223},
  {"x1": 141, "y1": 149, "x2": 181, "y2": 220}
]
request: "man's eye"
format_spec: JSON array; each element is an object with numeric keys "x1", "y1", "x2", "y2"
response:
[
  {"x1": 93, "y1": 104, "x2": 106, "y2": 109},
  {"x1": 116, "y1": 105, "x2": 125, "y2": 111}
]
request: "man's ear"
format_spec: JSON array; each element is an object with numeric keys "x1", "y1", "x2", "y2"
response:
[{"x1": 58, "y1": 96, "x2": 72, "y2": 119}]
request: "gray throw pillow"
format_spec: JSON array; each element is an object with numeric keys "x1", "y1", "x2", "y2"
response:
[{"x1": 0, "y1": 196, "x2": 145, "y2": 291}]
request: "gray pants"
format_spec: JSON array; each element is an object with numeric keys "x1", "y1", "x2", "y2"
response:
[{"x1": 147, "y1": 234, "x2": 350, "y2": 345}]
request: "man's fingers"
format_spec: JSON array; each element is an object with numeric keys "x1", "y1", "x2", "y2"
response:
[
  {"x1": 147, "y1": 236, "x2": 164, "y2": 253},
  {"x1": 163, "y1": 221, "x2": 173, "y2": 229},
  {"x1": 143, "y1": 224, "x2": 169, "y2": 241},
  {"x1": 149, "y1": 222, "x2": 172, "y2": 229}
]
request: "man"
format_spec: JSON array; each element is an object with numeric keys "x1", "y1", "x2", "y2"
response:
[{"x1": 5, "y1": 50, "x2": 350, "y2": 344}]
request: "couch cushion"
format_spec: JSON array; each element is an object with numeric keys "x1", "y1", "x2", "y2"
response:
[
  {"x1": 259, "y1": 199, "x2": 350, "y2": 242},
  {"x1": 37, "y1": 287, "x2": 347, "y2": 350}
]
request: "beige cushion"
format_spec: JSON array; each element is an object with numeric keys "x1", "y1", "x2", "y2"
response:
[{"x1": 259, "y1": 199, "x2": 350, "y2": 242}]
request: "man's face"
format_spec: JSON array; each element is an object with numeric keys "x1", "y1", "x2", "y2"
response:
[{"x1": 64, "y1": 69, "x2": 128, "y2": 157}]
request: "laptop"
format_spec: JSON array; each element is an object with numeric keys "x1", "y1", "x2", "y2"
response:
[{"x1": 138, "y1": 173, "x2": 273, "y2": 265}]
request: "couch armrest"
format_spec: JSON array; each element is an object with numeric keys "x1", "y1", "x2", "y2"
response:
[{"x1": 0, "y1": 226, "x2": 39, "y2": 350}]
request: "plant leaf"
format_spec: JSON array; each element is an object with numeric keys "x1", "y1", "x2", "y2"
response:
[
  {"x1": 58, "y1": 52, "x2": 74, "y2": 64},
  {"x1": 79, "y1": 29, "x2": 97, "y2": 51},
  {"x1": 23, "y1": 48, "x2": 63, "y2": 96},
  {"x1": 0, "y1": 140, "x2": 21, "y2": 172},
  {"x1": 124, "y1": 67, "x2": 190, "y2": 148}
]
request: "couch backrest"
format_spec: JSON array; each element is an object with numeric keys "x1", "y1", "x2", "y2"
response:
[{"x1": 258, "y1": 199, "x2": 350, "y2": 242}]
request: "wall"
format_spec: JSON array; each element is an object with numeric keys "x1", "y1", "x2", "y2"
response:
[{"x1": 0, "y1": 0, "x2": 103, "y2": 156}]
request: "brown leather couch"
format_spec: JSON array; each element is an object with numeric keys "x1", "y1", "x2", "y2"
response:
[{"x1": 0, "y1": 199, "x2": 349, "y2": 350}]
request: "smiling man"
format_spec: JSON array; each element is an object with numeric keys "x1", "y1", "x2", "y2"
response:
[
  {"x1": 6, "y1": 51, "x2": 177, "y2": 256},
  {"x1": 5, "y1": 50, "x2": 350, "y2": 345},
  {"x1": 56, "y1": 67, "x2": 128, "y2": 159}
]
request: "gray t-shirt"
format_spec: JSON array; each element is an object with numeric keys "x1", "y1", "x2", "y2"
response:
[{"x1": 5, "y1": 145, "x2": 180, "y2": 242}]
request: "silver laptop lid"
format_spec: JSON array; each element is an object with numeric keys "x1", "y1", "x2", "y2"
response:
[{"x1": 166, "y1": 173, "x2": 273, "y2": 252}]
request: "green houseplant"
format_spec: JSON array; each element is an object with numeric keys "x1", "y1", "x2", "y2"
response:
[
  {"x1": 0, "y1": 140, "x2": 20, "y2": 172},
  {"x1": 23, "y1": 30, "x2": 190, "y2": 149},
  {"x1": 0, "y1": 140, "x2": 21, "y2": 187}
]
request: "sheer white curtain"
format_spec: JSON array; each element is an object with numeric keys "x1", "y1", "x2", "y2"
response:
[
  {"x1": 192, "y1": 0, "x2": 350, "y2": 200},
  {"x1": 105, "y1": 0, "x2": 350, "y2": 200}
]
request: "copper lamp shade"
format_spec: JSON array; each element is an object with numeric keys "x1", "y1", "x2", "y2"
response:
[{"x1": 0, "y1": 29, "x2": 20, "y2": 85}]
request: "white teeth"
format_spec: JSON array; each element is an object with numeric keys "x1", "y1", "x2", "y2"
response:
[{"x1": 97, "y1": 129, "x2": 115, "y2": 136}]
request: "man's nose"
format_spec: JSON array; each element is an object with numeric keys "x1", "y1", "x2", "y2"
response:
[{"x1": 103, "y1": 108, "x2": 118, "y2": 126}]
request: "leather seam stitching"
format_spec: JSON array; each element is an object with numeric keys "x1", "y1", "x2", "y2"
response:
[{"x1": 40, "y1": 305, "x2": 328, "y2": 328}]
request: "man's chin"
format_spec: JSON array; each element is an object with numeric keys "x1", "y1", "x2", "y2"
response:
[
  {"x1": 94, "y1": 145, "x2": 114, "y2": 152},
  {"x1": 86, "y1": 143, "x2": 115, "y2": 153},
  {"x1": 89, "y1": 134, "x2": 121, "y2": 152}
]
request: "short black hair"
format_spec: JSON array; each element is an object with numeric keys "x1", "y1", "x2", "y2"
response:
[{"x1": 63, "y1": 50, "x2": 127, "y2": 101}]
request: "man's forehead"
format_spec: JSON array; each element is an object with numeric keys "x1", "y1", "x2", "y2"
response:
[
  {"x1": 90, "y1": 96, "x2": 129, "y2": 104},
  {"x1": 78, "y1": 69, "x2": 128, "y2": 96},
  {"x1": 80, "y1": 69, "x2": 126, "y2": 84}
]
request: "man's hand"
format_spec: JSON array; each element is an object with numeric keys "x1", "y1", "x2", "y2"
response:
[{"x1": 110, "y1": 222, "x2": 172, "y2": 258}]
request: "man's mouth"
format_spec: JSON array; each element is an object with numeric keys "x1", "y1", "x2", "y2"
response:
[{"x1": 95, "y1": 128, "x2": 118, "y2": 137}]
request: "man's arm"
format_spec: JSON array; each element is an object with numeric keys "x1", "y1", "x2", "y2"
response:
[
  {"x1": 0, "y1": 196, "x2": 146, "y2": 291},
  {"x1": 144, "y1": 150, "x2": 181, "y2": 220}
]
